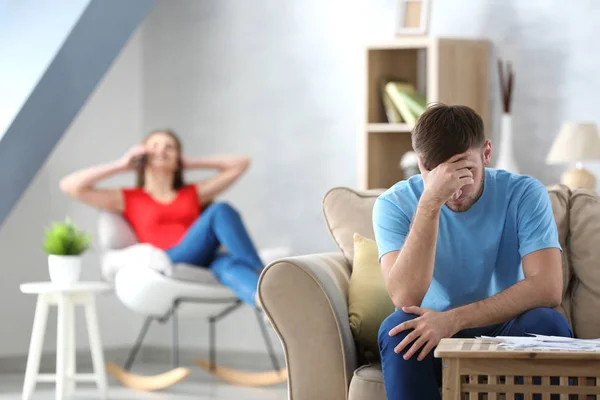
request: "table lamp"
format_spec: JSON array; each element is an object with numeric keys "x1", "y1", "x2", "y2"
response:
[{"x1": 546, "y1": 122, "x2": 600, "y2": 190}]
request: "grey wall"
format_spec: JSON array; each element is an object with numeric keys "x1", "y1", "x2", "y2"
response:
[
  {"x1": 0, "y1": 0, "x2": 156, "y2": 230},
  {"x1": 0, "y1": 28, "x2": 145, "y2": 356}
]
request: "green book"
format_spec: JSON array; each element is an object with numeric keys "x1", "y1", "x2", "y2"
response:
[
  {"x1": 381, "y1": 82, "x2": 403, "y2": 123},
  {"x1": 398, "y1": 91, "x2": 427, "y2": 118},
  {"x1": 384, "y1": 82, "x2": 418, "y2": 124}
]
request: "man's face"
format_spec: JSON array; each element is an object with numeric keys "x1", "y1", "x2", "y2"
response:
[{"x1": 420, "y1": 140, "x2": 492, "y2": 213}]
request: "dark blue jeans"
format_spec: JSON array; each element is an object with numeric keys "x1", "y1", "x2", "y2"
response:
[
  {"x1": 164, "y1": 202, "x2": 263, "y2": 307},
  {"x1": 378, "y1": 307, "x2": 573, "y2": 400}
]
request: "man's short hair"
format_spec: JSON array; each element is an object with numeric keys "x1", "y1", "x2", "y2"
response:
[{"x1": 411, "y1": 103, "x2": 485, "y2": 170}]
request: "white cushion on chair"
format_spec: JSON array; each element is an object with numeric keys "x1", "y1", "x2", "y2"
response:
[
  {"x1": 101, "y1": 243, "x2": 173, "y2": 283},
  {"x1": 97, "y1": 211, "x2": 138, "y2": 250},
  {"x1": 115, "y1": 266, "x2": 238, "y2": 317},
  {"x1": 166, "y1": 264, "x2": 222, "y2": 285}
]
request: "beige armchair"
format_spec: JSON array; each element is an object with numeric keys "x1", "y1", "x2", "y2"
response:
[
  {"x1": 258, "y1": 185, "x2": 600, "y2": 400},
  {"x1": 259, "y1": 253, "x2": 360, "y2": 400},
  {"x1": 258, "y1": 188, "x2": 386, "y2": 400}
]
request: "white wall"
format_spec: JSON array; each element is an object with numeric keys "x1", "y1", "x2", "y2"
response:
[{"x1": 0, "y1": 27, "x2": 144, "y2": 356}]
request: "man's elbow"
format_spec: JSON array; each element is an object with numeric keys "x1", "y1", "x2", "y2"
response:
[
  {"x1": 547, "y1": 286, "x2": 563, "y2": 308},
  {"x1": 389, "y1": 292, "x2": 423, "y2": 310},
  {"x1": 544, "y1": 279, "x2": 563, "y2": 308}
]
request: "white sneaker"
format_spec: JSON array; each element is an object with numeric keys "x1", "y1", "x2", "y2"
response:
[{"x1": 101, "y1": 243, "x2": 172, "y2": 282}]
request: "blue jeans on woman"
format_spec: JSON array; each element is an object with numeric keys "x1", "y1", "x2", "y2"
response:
[
  {"x1": 164, "y1": 202, "x2": 263, "y2": 307},
  {"x1": 378, "y1": 307, "x2": 573, "y2": 400}
]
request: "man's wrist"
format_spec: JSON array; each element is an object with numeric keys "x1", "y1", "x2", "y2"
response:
[
  {"x1": 446, "y1": 308, "x2": 467, "y2": 333},
  {"x1": 418, "y1": 195, "x2": 442, "y2": 217}
]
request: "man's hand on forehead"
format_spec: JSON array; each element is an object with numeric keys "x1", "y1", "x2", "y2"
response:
[{"x1": 420, "y1": 151, "x2": 477, "y2": 172}]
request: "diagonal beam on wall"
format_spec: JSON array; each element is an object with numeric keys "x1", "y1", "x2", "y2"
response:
[{"x1": 0, "y1": 0, "x2": 156, "y2": 228}]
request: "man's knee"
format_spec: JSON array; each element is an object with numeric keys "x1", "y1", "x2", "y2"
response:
[
  {"x1": 516, "y1": 307, "x2": 572, "y2": 337},
  {"x1": 378, "y1": 310, "x2": 418, "y2": 353}
]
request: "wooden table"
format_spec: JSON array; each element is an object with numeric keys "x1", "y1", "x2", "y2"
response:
[{"x1": 435, "y1": 338, "x2": 600, "y2": 399}]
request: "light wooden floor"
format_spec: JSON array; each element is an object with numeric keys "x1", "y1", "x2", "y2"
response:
[{"x1": 0, "y1": 363, "x2": 288, "y2": 399}]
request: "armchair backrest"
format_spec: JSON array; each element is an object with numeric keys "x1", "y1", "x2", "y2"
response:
[{"x1": 97, "y1": 211, "x2": 138, "y2": 251}]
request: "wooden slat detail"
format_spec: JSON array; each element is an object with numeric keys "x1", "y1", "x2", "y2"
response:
[
  {"x1": 506, "y1": 376, "x2": 515, "y2": 400},
  {"x1": 469, "y1": 375, "x2": 479, "y2": 399},
  {"x1": 442, "y1": 358, "x2": 461, "y2": 400},
  {"x1": 488, "y1": 375, "x2": 497, "y2": 400},
  {"x1": 524, "y1": 376, "x2": 533, "y2": 400},
  {"x1": 462, "y1": 383, "x2": 600, "y2": 395},
  {"x1": 559, "y1": 376, "x2": 568, "y2": 400},
  {"x1": 460, "y1": 358, "x2": 600, "y2": 377},
  {"x1": 541, "y1": 376, "x2": 550, "y2": 400}
]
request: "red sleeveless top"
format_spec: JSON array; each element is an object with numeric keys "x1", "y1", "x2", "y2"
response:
[{"x1": 121, "y1": 184, "x2": 202, "y2": 250}]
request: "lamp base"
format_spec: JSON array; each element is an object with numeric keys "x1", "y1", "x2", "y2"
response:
[{"x1": 561, "y1": 168, "x2": 596, "y2": 190}]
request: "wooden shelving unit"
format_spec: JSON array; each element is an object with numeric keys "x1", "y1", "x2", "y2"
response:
[{"x1": 358, "y1": 36, "x2": 490, "y2": 190}]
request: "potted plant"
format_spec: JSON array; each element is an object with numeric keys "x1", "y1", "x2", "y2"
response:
[{"x1": 42, "y1": 217, "x2": 92, "y2": 285}]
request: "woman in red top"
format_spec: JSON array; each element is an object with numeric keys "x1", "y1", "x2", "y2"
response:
[{"x1": 60, "y1": 129, "x2": 263, "y2": 307}]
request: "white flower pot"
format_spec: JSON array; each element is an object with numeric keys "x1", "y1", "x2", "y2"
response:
[{"x1": 48, "y1": 255, "x2": 82, "y2": 285}]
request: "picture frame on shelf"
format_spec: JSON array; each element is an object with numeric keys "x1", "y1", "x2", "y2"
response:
[{"x1": 396, "y1": 0, "x2": 431, "y2": 35}]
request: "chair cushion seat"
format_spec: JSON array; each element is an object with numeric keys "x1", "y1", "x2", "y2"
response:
[
  {"x1": 165, "y1": 263, "x2": 222, "y2": 285},
  {"x1": 114, "y1": 266, "x2": 238, "y2": 317},
  {"x1": 348, "y1": 364, "x2": 386, "y2": 400}
]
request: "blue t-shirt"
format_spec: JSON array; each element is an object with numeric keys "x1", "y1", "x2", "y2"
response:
[{"x1": 372, "y1": 168, "x2": 560, "y2": 312}]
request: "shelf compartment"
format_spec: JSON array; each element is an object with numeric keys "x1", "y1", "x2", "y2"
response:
[
  {"x1": 367, "y1": 123, "x2": 413, "y2": 133},
  {"x1": 367, "y1": 132, "x2": 413, "y2": 189}
]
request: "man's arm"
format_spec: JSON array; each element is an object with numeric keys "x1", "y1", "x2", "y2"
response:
[
  {"x1": 376, "y1": 153, "x2": 477, "y2": 309},
  {"x1": 451, "y1": 180, "x2": 563, "y2": 328},
  {"x1": 449, "y1": 247, "x2": 562, "y2": 330},
  {"x1": 380, "y1": 200, "x2": 441, "y2": 309}
]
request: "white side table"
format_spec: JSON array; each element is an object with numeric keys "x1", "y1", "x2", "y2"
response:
[{"x1": 20, "y1": 282, "x2": 111, "y2": 400}]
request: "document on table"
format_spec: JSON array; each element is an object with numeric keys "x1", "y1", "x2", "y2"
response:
[{"x1": 477, "y1": 334, "x2": 600, "y2": 351}]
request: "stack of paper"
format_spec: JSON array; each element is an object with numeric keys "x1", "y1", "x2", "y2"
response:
[{"x1": 477, "y1": 334, "x2": 600, "y2": 351}]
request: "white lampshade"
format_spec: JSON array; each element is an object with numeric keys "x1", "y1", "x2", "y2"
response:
[{"x1": 546, "y1": 122, "x2": 600, "y2": 164}]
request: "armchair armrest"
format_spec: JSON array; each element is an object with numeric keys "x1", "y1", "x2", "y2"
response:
[{"x1": 258, "y1": 252, "x2": 357, "y2": 400}]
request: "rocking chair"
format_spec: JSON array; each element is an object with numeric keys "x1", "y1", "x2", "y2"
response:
[{"x1": 97, "y1": 210, "x2": 287, "y2": 391}]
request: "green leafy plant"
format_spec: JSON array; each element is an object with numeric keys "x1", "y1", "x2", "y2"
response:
[{"x1": 42, "y1": 217, "x2": 92, "y2": 256}]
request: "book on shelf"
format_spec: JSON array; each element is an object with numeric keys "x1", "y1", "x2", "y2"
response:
[
  {"x1": 381, "y1": 82, "x2": 402, "y2": 123},
  {"x1": 380, "y1": 80, "x2": 427, "y2": 125}
]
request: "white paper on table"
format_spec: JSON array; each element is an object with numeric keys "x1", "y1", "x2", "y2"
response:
[{"x1": 476, "y1": 335, "x2": 600, "y2": 351}]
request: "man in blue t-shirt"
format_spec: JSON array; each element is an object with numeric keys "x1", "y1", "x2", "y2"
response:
[{"x1": 374, "y1": 104, "x2": 572, "y2": 400}]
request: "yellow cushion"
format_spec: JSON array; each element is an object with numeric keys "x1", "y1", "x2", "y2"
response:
[{"x1": 348, "y1": 233, "x2": 395, "y2": 359}]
